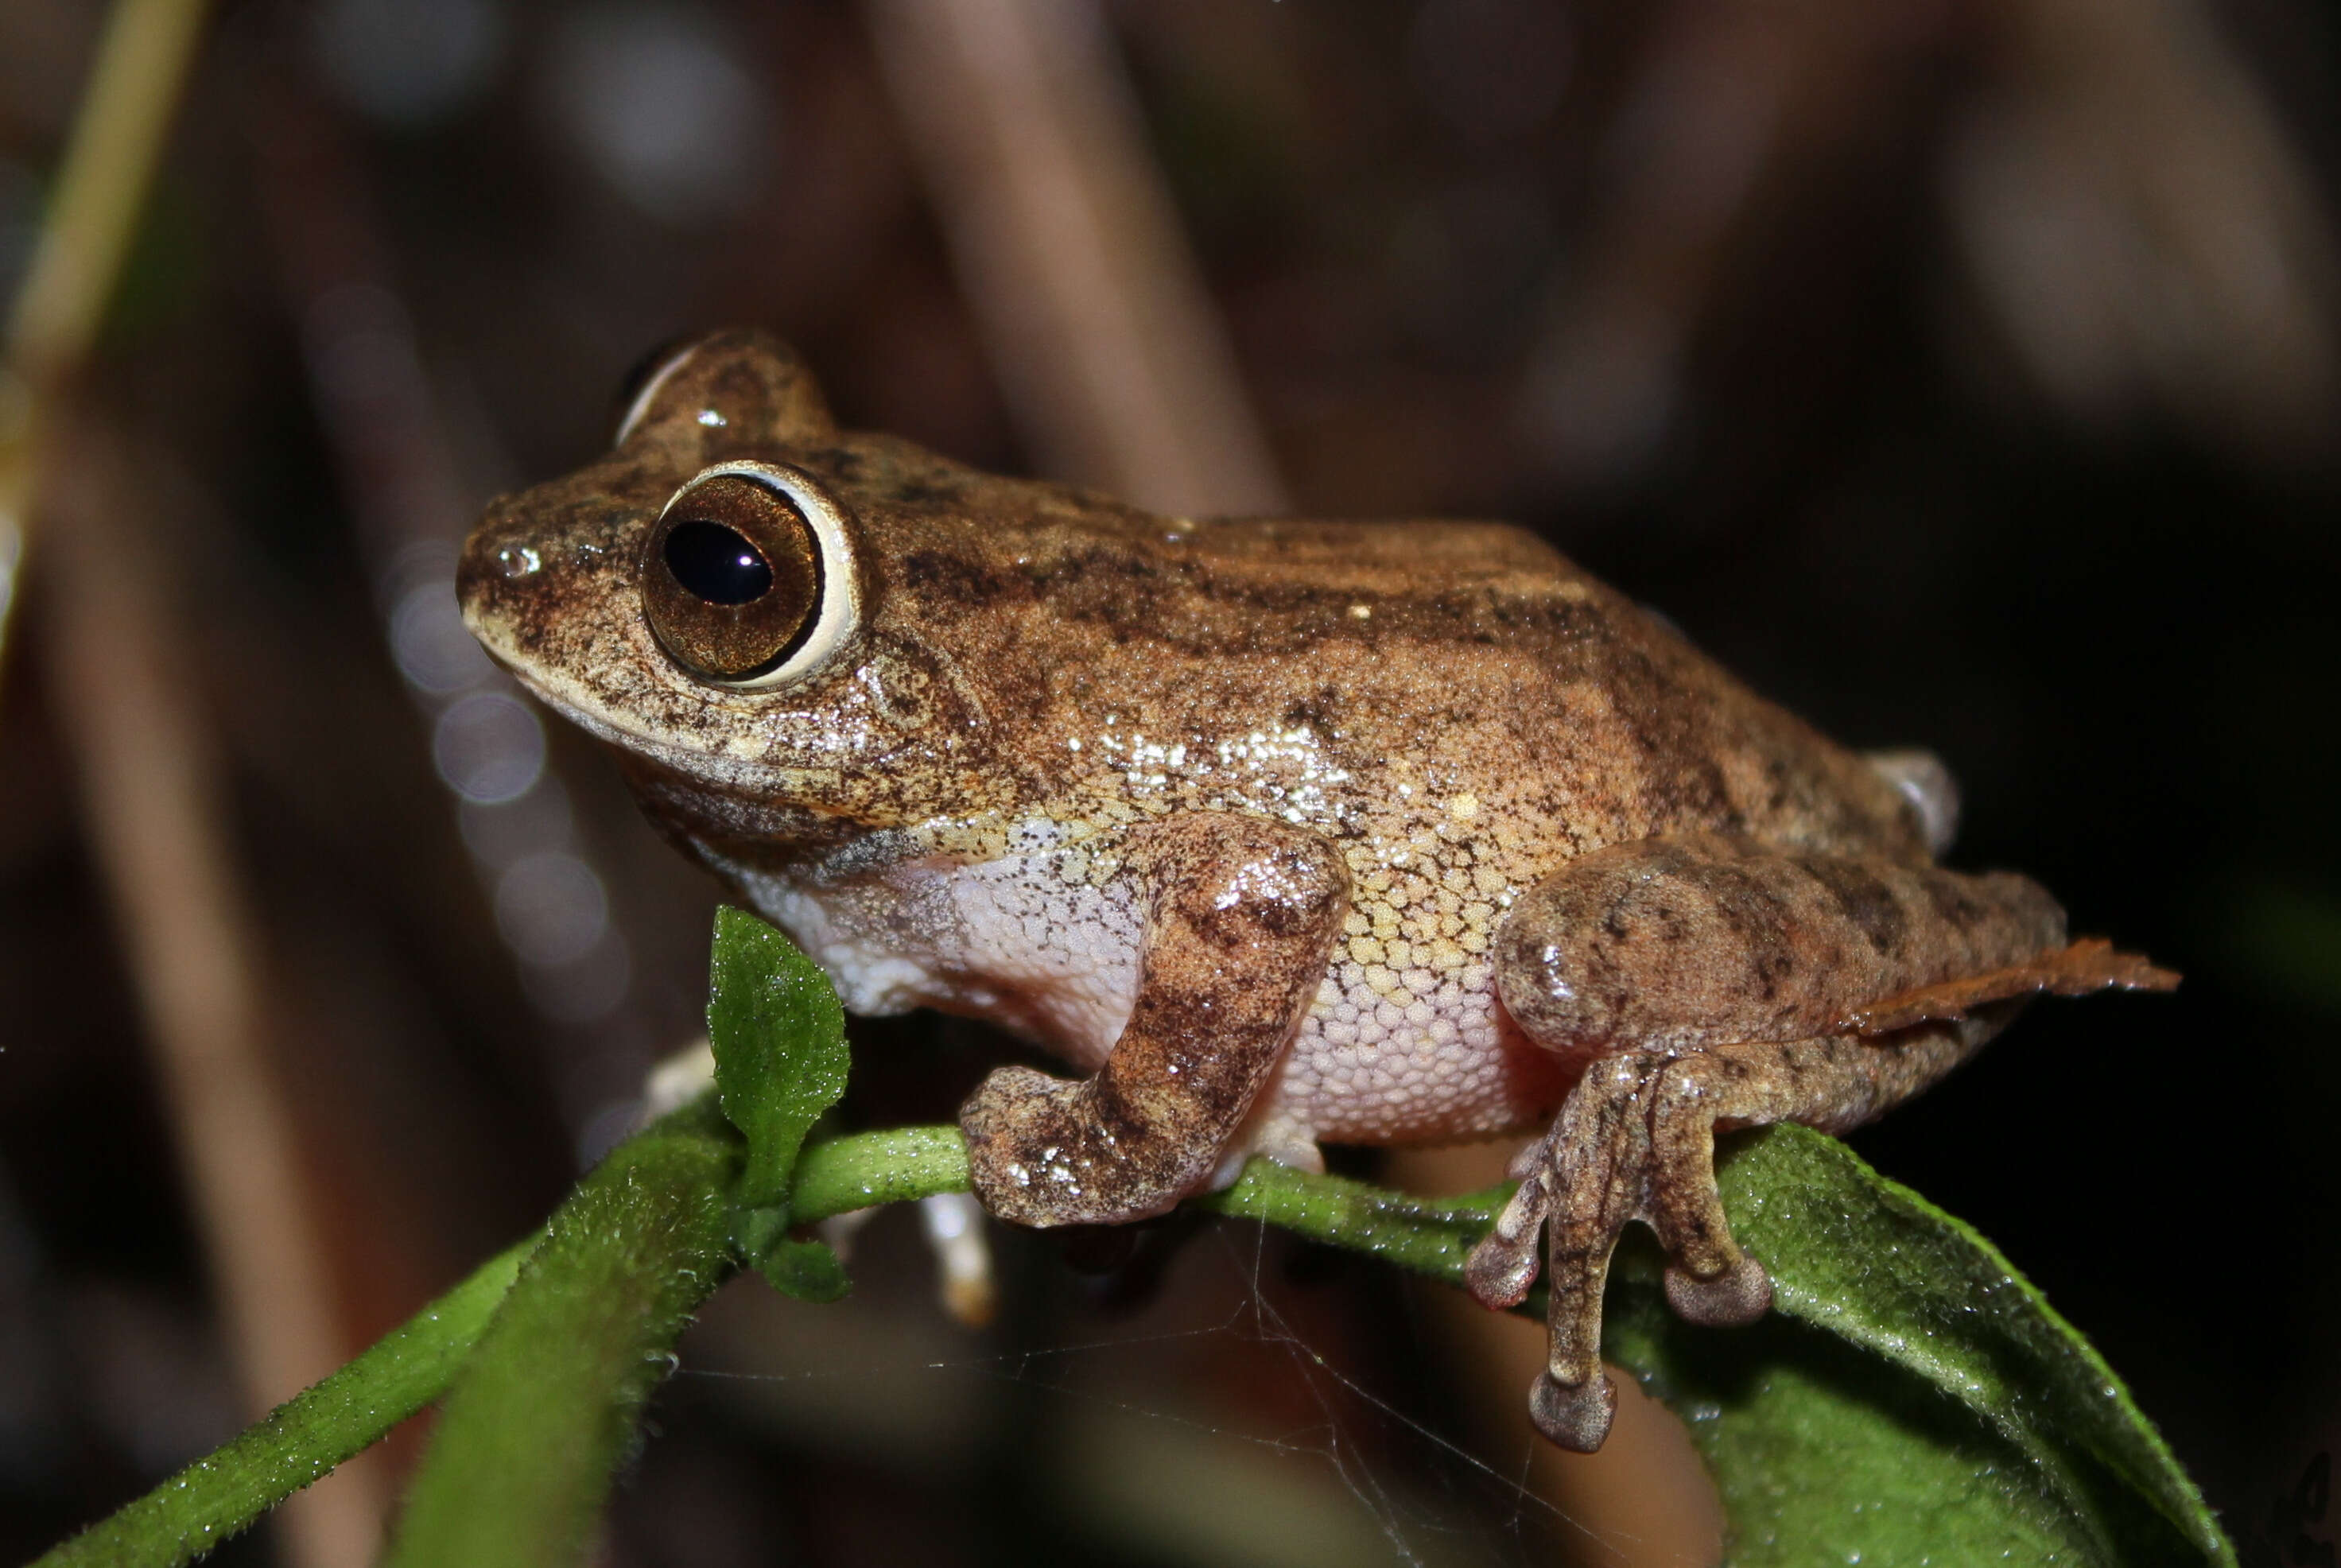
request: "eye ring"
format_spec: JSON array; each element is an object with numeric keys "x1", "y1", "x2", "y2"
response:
[{"x1": 641, "y1": 462, "x2": 860, "y2": 689}]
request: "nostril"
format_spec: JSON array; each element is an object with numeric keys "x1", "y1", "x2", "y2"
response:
[{"x1": 456, "y1": 523, "x2": 543, "y2": 623}]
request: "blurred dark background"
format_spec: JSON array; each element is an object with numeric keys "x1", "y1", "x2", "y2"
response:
[{"x1": 2, "y1": 1, "x2": 2337, "y2": 1564}]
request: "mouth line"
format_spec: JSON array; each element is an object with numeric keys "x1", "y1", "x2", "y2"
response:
[{"x1": 486, "y1": 646, "x2": 859, "y2": 806}]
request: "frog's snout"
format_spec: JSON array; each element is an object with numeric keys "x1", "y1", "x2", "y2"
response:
[
  {"x1": 456, "y1": 502, "x2": 542, "y2": 631},
  {"x1": 457, "y1": 494, "x2": 623, "y2": 689},
  {"x1": 455, "y1": 501, "x2": 541, "y2": 661},
  {"x1": 460, "y1": 479, "x2": 633, "y2": 627},
  {"x1": 456, "y1": 479, "x2": 665, "y2": 700}
]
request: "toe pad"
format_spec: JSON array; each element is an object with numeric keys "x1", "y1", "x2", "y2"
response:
[
  {"x1": 1528, "y1": 1370, "x2": 1617, "y2": 1452},
  {"x1": 1664, "y1": 1251, "x2": 1773, "y2": 1327}
]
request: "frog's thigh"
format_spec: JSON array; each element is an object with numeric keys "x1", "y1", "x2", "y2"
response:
[
  {"x1": 1490, "y1": 832, "x2": 2068, "y2": 1054},
  {"x1": 960, "y1": 813, "x2": 1347, "y2": 1228}
]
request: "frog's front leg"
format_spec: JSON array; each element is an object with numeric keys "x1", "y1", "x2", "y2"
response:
[
  {"x1": 960, "y1": 814, "x2": 1348, "y2": 1228},
  {"x1": 1467, "y1": 833, "x2": 2169, "y2": 1451}
]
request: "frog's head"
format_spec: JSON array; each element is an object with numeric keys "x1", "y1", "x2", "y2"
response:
[{"x1": 459, "y1": 329, "x2": 1085, "y2": 840}]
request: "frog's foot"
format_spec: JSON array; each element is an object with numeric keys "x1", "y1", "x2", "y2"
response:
[
  {"x1": 1463, "y1": 1051, "x2": 1669, "y2": 1452},
  {"x1": 963, "y1": 1063, "x2": 1203, "y2": 1227},
  {"x1": 1465, "y1": 1023, "x2": 1992, "y2": 1451}
]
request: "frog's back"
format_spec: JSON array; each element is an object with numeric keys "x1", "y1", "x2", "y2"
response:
[
  {"x1": 898, "y1": 498, "x2": 1928, "y2": 871},
  {"x1": 784, "y1": 435, "x2": 1925, "y2": 868}
]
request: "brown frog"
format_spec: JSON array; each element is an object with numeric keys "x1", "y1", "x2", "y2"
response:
[{"x1": 457, "y1": 330, "x2": 2174, "y2": 1451}]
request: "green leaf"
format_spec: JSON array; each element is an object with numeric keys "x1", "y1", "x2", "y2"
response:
[
  {"x1": 730, "y1": 1205, "x2": 852, "y2": 1302},
  {"x1": 1201, "y1": 1127, "x2": 2235, "y2": 1568},
  {"x1": 706, "y1": 908, "x2": 855, "y2": 1295},
  {"x1": 757, "y1": 1237, "x2": 854, "y2": 1302},
  {"x1": 1609, "y1": 1287, "x2": 2119, "y2": 1562},
  {"x1": 1668, "y1": 1126, "x2": 2236, "y2": 1567},
  {"x1": 382, "y1": 1098, "x2": 742, "y2": 1568},
  {"x1": 708, "y1": 905, "x2": 848, "y2": 1210}
]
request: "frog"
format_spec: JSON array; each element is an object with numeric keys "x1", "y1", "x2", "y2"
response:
[{"x1": 456, "y1": 328, "x2": 2176, "y2": 1452}]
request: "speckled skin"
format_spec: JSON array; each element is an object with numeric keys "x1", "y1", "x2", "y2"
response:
[{"x1": 458, "y1": 332, "x2": 2170, "y2": 1452}]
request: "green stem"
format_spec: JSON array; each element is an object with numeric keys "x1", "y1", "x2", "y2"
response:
[
  {"x1": 380, "y1": 1098, "x2": 743, "y2": 1568},
  {"x1": 1193, "y1": 1159, "x2": 1510, "y2": 1287},
  {"x1": 31, "y1": 1239, "x2": 534, "y2": 1568},
  {"x1": 790, "y1": 1124, "x2": 970, "y2": 1221},
  {"x1": 784, "y1": 1125, "x2": 1513, "y2": 1301}
]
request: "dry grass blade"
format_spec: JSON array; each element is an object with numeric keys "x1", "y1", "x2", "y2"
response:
[
  {"x1": 39, "y1": 418, "x2": 386, "y2": 1568},
  {"x1": 0, "y1": 0, "x2": 213, "y2": 677},
  {"x1": 863, "y1": 0, "x2": 1286, "y2": 516}
]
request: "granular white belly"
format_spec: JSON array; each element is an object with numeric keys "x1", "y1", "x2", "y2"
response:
[
  {"x1": 706, "y1": 834, "x2": 1146, "y2": 1071},
  {"x1": 705, "y1": 831, "x2": 1563, "y2": 1155},
  {"x1": 1273, "y1": 962, "x2": 1560, "y2": 1146}
]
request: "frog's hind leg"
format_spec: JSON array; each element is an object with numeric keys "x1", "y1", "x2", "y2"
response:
[{"x1": 1466, "y1": 832, "x2": 2172, "y2": 1451}]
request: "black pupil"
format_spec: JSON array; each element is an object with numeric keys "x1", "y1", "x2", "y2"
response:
[{"x1": 664, "y1": 520, "x2": 773, "y2": 604}]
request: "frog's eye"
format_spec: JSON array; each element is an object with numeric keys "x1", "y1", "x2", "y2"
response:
[{"x1": 642, "y1": 463, "x2": 858, "y2": 687}]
